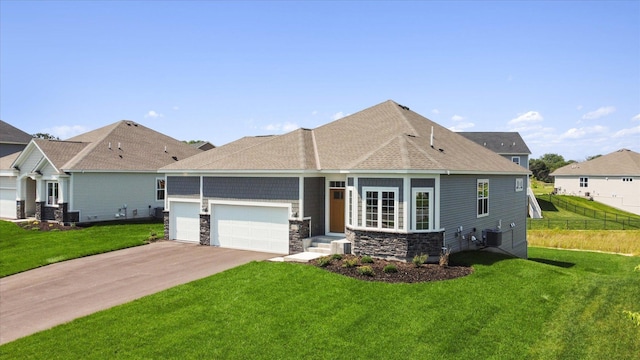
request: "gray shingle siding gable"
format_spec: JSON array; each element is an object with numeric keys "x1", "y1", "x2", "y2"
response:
[
  {"x1": 304, "y1": 177, "x2": 325, "y2": 236},
  {"x1": 167, "y1": 176, "x2": 200, "y2": 197},
  {"x1": 440, "y1": 174, "x2": 527, "y2": 258}
]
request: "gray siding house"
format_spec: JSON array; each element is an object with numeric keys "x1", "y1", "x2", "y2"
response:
[
  {"x1": 161, "y1": 100, "x2": 530, "y2": 260},
  {"x1": 0, "y1": 121, "x2": 33, "y2": 219}
]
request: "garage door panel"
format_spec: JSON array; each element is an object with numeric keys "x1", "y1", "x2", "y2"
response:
[
  {"x1": 170, "y1": 202, "x2": 200, "y2": 242},
  {"x1": 212, "y1": 204, "x2": 289, "y2": 254},
  {"x1": 1, "y1": 188, "x2": 17, "y2": 219}
]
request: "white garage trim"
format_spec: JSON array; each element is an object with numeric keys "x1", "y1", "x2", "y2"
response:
[
  {"x1": 168, "y1": 199, "x2": 201, "y2": 243},
  {"x1": 210, "y1": 200, "x2": 291, "y2": 254}
]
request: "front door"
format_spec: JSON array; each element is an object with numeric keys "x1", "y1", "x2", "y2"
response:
[{"x1": 329, "y1": 189, "x2": 345, "y2": 233}]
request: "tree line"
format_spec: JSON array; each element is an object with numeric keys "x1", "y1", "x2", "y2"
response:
[{"x1": 529, "y1": 153, "x2": 601, "y2": 183}]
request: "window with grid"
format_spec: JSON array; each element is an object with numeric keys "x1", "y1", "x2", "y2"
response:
[
  {"x1": 156, "y1": 178, "x2": 166, "y2": 201},
  {"x1": 412, "y1": 188, "x2": 433, "y2": 231},
  {"x1": 477, "y1": 179, "x2": 489, "y2": 217},
  {"x1": 579, "y1": 177, "x2": 588, "y2": 188},
  {"x1": 363, "y1": 187, "x2": 398, "y2": 230}
]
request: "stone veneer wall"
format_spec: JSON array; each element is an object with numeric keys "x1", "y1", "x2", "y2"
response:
[
  {"x1": 16, "y1": 200, "x2": 25, "y2": 219},
  {"x1": 200, "y1": 214, "x2": 210, "y2": 246},
  {"x1": 346, "y1": 227, "x2": 444, "y2": 262},
  {"x1": 163, "y1": 211, "x2": 170, "y2": 240},
  {"x1": 54, "y1": 203, "x2": 67, "y2": 223},
  {"x1": 289, "y1": 219, "x2": 310, "y2": 254}
]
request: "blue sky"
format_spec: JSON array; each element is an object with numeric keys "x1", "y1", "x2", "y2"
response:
[{"x1": 1, "y1": 1, "x2": 638, "y2": 161}]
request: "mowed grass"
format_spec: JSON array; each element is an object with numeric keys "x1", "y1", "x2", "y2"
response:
[
  {"x1": 529, "y1": 230, "x2": 640, "y2": 256},
  {"x1": 0, "y1": 220, "x2": 162, "y2": 277},
  {"x1": 1, "y1": 248, "x2": 638, "y2": 359}
]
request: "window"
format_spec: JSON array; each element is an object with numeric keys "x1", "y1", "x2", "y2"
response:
[
  {"x1": 511, "y1": 156, "x2": 520, "y2": 166},
  {"x1": 515, "y1": 178, "x2": 524, "y2": 192},
  {"x1": 156, "y1": 178, "x2": 166, "y2": 201},
  {"x1": 347, "y1": 188, "x2": 353, "y2": 226},
  {"x1": 329, "y1": 181, "x2": 345, "y2": 188},
  {"x1": 477, "y1": 179, "x2": 489, "y2": 217},
  {"x1": 46, "y1": 181, "x2": 59, "y2": 206},
  {"x1": 412, "y1": 188, "x2": 433, "y2": 231},
  {"x1": 363, "y1": 187, "x2": 398, "y2": 230},
  {"x1": 579, "y1": 177, "x2": 588, "y2": 188}
]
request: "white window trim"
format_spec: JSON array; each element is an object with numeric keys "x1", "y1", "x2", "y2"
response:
[
  {"x1": 411, "y1": 187, "x2": 434, "y2": 232},
  {"x1": 511, "y1": 156, "x2": 520, "y2": 166},
  {"x1": 362, "y1": 186, "x2": 399, "y2": 231},
  {"x1": 347, "y1": 186, "x2": 354, "y2": 226},
  {"x1": 156, "y1": 177, "x2": 166, "y2": 201},
  {"x1": 477, "y1": 179, "x2": 489, "y2": 218},
  {"x1": 46, "y1": 181, "x2": 59, "y2": 207},
  {"x1": 515, "y1": 178, "x2": 524, "y2": 192},
  {"x1": 579, "y1": 177, "x2": 589, "y2": 188}
]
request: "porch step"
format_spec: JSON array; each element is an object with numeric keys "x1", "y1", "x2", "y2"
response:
[{"x1": 307, "y1": 246, "x2": 331, "y2": 255}]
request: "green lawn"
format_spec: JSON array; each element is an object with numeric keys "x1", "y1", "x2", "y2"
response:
[
  {"x1": 0, "y1": 220, "x2": 162, "y2": 277},
  {"x1": 1, "y1": 248, "x2": 638, "y2": 359}
]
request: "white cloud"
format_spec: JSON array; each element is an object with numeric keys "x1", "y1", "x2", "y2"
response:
[
  {"x1": 45, "y1": 125, "x2": 88, "y2": 139},
  {"x1": 560, "y1": 125, "x2": 608, "y2": 139},
  {"x1": 332, "y1": 111, "x2": 346, "y2": 120},
  {"x1": 612, "y1": 125, "x2": 640, "y2": 138},
  {"x1": 508, "y1": 111, "x2": 543, "y2": 125},
  {"x1": 431, "y1": 109, "x2": 440, "y2": 115},
  {"x1": 448, "y1": 122, "x2": 475, "y2": 132},
  {"x1": 632, "y1": 113, "x2": 640, "y2": 121},
  {"x1": 582, "y1": 106, "x2": 615, "y2": 120},
  {"x1": 144, "y1": 110, "x2": 163, "y2": 118},
  {"x1": 311, "y1": 110, "x2": 318, "y2": 116},
  {"x1": 262, "y1": 122, "x2": 299, "y2": 133},
  {"x1": 576, "y1": 105, "x2": 583, "y2": 111},
  {"x1": 451, "y1": 114, "x2": 465, "y2": 122}
]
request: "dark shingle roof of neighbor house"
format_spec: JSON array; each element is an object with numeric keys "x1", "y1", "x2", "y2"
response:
[
  {"x1": 0, "y1": 120, "x2": 32, "y2": 144},
  {"x1": 162, "y1": 100, "x2": 530, "y2": 174},
  {"x1": 190, "y1": 141, "x2": 216, "y2": 151},
  {"x1": 459, "y1": 132, "x2": 531, "y2": 155},
  {"x1": 550, "y1": 149, "x2": 640, "y2": 177},
  {"x1": 18, "y1": 121, "x2": 202, "y2": 173}
]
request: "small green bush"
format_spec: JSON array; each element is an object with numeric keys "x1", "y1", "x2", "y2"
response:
[
  {"x1": 412, "y1": 253, "x2": 428, "y2": 268},
  {"x1": 383, "y1": 264, "x2": 398, "y2": 273},
  {"x1": 361, "y1": 255, "x2": 374, "y2": 264},
  {"x1": 357, "y1": 265, "x2": 374, "y2": 276},
  {"x1": 317, "y1": 256, "x2": 332, "y2": 267},
  {"x1": 342, "y1": 258, "x2": 358, "y2": 268},
  {"x1": 331, "y1": 254, "x2": 343, "y2": 260},
  {"x1": 634, "y1": 264, "x2": 640, "y2": 272},
  {"x1": 623, "y1": 310, "x2": 640, "y2": 326}
]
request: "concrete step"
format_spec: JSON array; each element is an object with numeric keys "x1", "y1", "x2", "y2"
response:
[
  {"x1": 307, "y1": 247, "x2": 331, "y2": 255},
  {"x1": 311, "y1": 242, "x2": 331, "y2": 249}
]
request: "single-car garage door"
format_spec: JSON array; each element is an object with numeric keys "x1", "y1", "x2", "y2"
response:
[
  {"x1": 212, "y1": 203, "x2": 289, "y2": 254},
  {"x1": 0, "y1": 188, "x2": 17, "y2": 219},
  {"x1": 170, "y1": 201, "x2": 200, "y2": 242}
]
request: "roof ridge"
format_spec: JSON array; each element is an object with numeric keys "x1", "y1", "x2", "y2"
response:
[
  {"x1": 404, "y1": 135, "x2": 446, "y2": 169},
  {"x1": 61, "y1": 122, "x2": 124, "y2": 169},
  {"x1": 391, "y1": 102, "x2": 420, "y2": 137},
  {"x1": 310, "y1": 129, "x2": 321, "y2": 170}
]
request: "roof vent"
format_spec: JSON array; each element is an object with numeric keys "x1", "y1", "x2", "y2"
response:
[
  {"x1": 108, "y1": 142, "x2": 112, "y2": 149},
  {"x1": 164, "y1": 145, "x2": 167, "y2": 153},
  {"x1": 118, "y1": 142, "x2": 122, "y2": 150},
  {"x1": 398, "y1": 104, "x2": 410, "y2": 110},
  {"x1": 126, "y1": 122, "x2": 132, "y2": 126},
  {"x1": 172, "y1": 156, "x2": 178, "y2": 161}
]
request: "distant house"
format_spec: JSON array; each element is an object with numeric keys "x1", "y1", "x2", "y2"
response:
[
  {"x1": 11, "y1": 121, "x2": 202, "y2": 223},
  {"x1": 0, "y1": 121, "x2": 33, "y2": 219},
  {"x1": 550, "y1": 149, "x2": 640, "y2": 216},
  {"x1": 161, "y1": 100, "x2": 530, "y2": 260},
  {"x1": 460, "y1": 132, "x2": 542, "y2": 219}
]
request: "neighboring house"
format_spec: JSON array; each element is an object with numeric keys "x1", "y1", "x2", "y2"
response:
[
  {"x1": 190, "y1": 141, "x2": 216, "y2": 151},
  {"x1": 0, "y1": 121, "x2": 33, "y2": 219},
  {"x1": 460, "y1": 132, "x2": 542, "y2": 219},
  {"x1": 10, "y1": 120, "x2": 202, "y2": 223},
  {"x1": 161, "y1": 100, "x2": 530, "y2": 260},
  {"x1": 550, "y1": 149, "x2": 640, "y2": 216}
]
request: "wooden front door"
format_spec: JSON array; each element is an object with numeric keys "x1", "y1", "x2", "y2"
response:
[{"x1": 329, "y1": 189, "x2": 345, "y2": 233}]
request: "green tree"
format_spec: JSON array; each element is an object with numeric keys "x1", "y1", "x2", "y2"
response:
[
  {"x1": 32, "y1": 133, "x2": 60, "y2": 140},
  {"x1": 529, "y1": 159, "x2": 551, "y2": 183}
]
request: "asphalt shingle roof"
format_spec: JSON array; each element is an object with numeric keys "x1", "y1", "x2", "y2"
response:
[
  {"x1": 459, "y1": 132, "x2": 531, "y2": 155},
  {"x1": 0, "y1": 120, "x2": 32, "y2": 144},
  {"x1": 551, "y1": 149, "x2": 640, "y2": 176},
  {"x1": 163, "y1": 100, "x2": 529, "y2": 174}
]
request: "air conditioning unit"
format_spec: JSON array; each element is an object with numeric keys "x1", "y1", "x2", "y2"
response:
[{"x1": 484, "y1": 229, "x2": 502, "y2": 247}]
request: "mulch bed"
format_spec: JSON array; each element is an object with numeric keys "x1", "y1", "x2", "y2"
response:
[
  {"x1": 17, "y1": 220, "x2": 80, "y2": 232},
  {"x1": 311, "y1": 255, "x2": 473, "y2": 283}
]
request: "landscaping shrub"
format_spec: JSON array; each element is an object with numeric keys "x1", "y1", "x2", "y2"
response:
[
  {"x1": 412, "y1": 253, "x2": 427, "y2": 268},
  {"x1": 357, "y1": 265, "x2": 374, "y2": 276},
  {"x1": 361, "y1": 255, "x2": 374, "y2": 264},
  {"x1": 317, "y1": 256, "x2": 332, "y2": 267},
  {"x1": 331, "y1": 254, "x2": 343, "y2": 260},
  {"x1": 342, "y1": 258, "x2": 358, "y2": 268},
  {"x1": 439, "y1": 248, "x2": 450, "y2": 267},
  {"x1": 383, "y1": 264, "x2": 398, "y2": 273}
]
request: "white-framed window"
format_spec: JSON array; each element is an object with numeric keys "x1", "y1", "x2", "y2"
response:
[
  {"x1": 347, "y1": 187, "x2": 354, "y2": 226},
  {"x1": 46, "y1": 181, "x2": 59, "y2": 206},
  {"x1": 156, "y1": 178, "x2": 166, "y2": 201},
  {"x1": 579, "y1": 177, "x2": 588, "y2": 188},
  {"x1": 515, "y1": 178, "x2": 524, "y2": 192},
  {"x1": 412, "y1": 188, "x2": 433, "y2": 231},
  {"x1": 477, "y1": 179, "x2": 489, "y2": 217},
  {"x1": 511, "y1": 156, "x2": 520, "y2": 166},
  {"x1": 362, "y1": 187, "x2": 398, "y2": 230}
]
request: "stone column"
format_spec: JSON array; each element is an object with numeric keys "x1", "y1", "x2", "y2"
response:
[
  {"x1": 163, "y1": 211, "x2": 170, "y2": 240},
  {"x1": 200, "y1": 214, "x2": 211, "y2": 246},
  {"x1": 35, "y1": 202, "x2": 44, "y2": 221},
  {"x1": 16, "y1": 200, "x2": 25, "y2": 219},
  {"x1": 289, "y1": 218, "x2": 310, "y2": 254}
]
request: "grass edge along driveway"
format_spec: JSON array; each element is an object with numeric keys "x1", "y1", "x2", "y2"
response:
[{"x1": 1, "y1": 248, "x2": 638, "y2": 359}]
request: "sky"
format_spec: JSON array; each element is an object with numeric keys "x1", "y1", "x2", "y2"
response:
[{"x1": 1, "y1": 1, "x2": 638, "y2": 161}]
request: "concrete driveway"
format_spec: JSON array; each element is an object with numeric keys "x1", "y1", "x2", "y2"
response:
[{"x1": 0, "y1": 241, "x2": 276, "y2": 345}]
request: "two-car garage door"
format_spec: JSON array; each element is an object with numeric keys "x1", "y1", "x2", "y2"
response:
[
  {"x1": 170, "y1": 200, "x2": 289, "y2": 254},
  {"x1": 212, "y1": 203, "x2": 289, "y2": 254}
]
